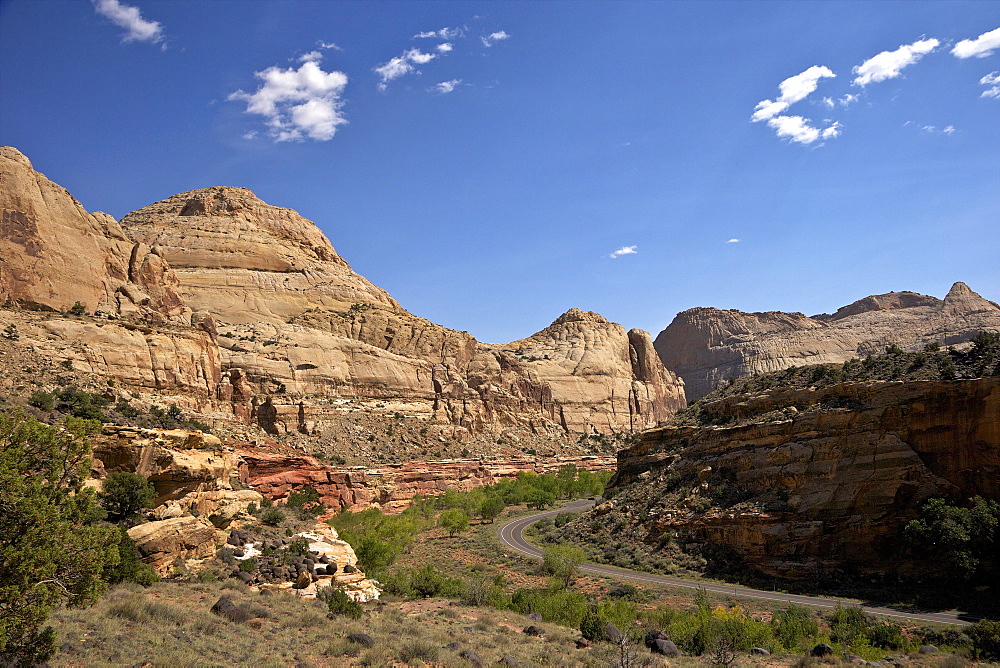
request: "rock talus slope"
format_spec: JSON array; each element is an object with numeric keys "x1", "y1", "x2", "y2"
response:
[{"x1": 655, "y1": 284, "x2": 1000, "y2": 399}]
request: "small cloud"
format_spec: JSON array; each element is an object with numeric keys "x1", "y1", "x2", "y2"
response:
[
  {"x1": 952, "y1": 27, "x2": 1000, "y2": 59},
  {"x1": 852, "y1": 37, "x2": 939, "y2": 86},
  {"x1": 839, "y1": 93, "x2": 859, "y2": 107},
  {"x1": 610, "y1": 245, "x2": 637, "y2": 259},
  {"x1": 299, "y1": 50, "x2": 324, "y2": 63},
  {"x1": 822, "y1": 97, "x2": 835, "y2": 109},
  {"x1": 433, "y1": 79, "x2": 462, "y2": 94},
  {"x1": 943, "y1": 125, "x2": 956, "y2": 135},
  {"x1": 415, "y1": 27, "x2": 463, "y2": 40},
  {"x1": 316, "y1": 41, "x2": 342, "y2": 51},
  {"x1": 228, "y1": 58, "x2": 348, "y2": 142},
  {"x1": 922, "y1": 125, "x2": 937, "y2": 133},
  {"x1": 93, "y1": 0, "x2": 163, "y2": 44},
  {"x1": 436, "y1": 43, "x2": 453, "y2": 53},
  {"x1": 242, "y1": 131, "x2": 258, "y2": 140},
  {"x1": 766, "y1": 115, "x2": 841, "y2": 145},
  {"x1": 751, "y1": 65, "x2": 836, "y2": 122},
  {"x1": 374, "y1": 48, "x2": 439, "y2": 89},
  {"x1": 726, "y1": 238, "x2": 740, "y2": 244},
  {"x1": 980, "y1": 71, "x2": 1000, "y2": 99},
  {"x1": 481, "y1": 30, "x2": 511, "y2": 47}
]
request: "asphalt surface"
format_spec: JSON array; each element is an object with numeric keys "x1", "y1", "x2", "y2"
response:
[{"x1": 497, "y1": 499, "x2": 979, "y2": 627}]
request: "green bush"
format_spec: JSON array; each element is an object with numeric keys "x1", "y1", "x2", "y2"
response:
[
  {"x1": 100, "y1": 471, "x2": 155, "y2": 524},
  {"x1": 409, "y1": 564, "x2": 463, "y2": 598},
  {"x1": 772, "y1": 604, "x2": 818, "y2": 651},
  {"x1": 830, "y1": 603, "x2": 871, "y2": 645},
  {"x1": 323, "y1": 587, "x2": 363, "y2": 620},
  {"x1": 968, "y1": 619, "x2": 1000, "y2": 661},
  {"x1": 103, "y1": 525, "x2": 159, "y2": 586},
  {"x1": 260, "y1": 507, "x2": 285, "y2": 526},
  {"x1": 287, "y1": 485, "x2": 324, "y2": 515},
  {"x1": 438, "y1": 508, "x2": 470, "y2": 537},
  {"x1": 28, "y1": 390, "x2": 55, "y2": 412},
  {"x1": 541, "y1": 544, "x2": 585, "y2": 588},
  {"x1": 867, "y1": 622, "x2": 906, "y2": 650}
]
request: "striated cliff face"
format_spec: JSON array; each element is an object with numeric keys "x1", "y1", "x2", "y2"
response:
[
  {"x1": 117, "y1": 185, "x2": 685, "y2": 435},
  {"x1": 607, "y1": 377, "x2": 1000, "y2": 579},
  {"x1": 655, "y1": 284, "x2": 1000, "y2": 399}
]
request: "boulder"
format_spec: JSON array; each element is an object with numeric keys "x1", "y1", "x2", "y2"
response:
[
  {"x1": 127, "y1": 515, "x2": 218, "y2": 576},
  {"x1": 210, "y1": 596, "x2": 250, "y2": 623},
  {"x1": 603, "y1": 622, "x2": 624, "y2": 643},
  {"x1": 810, "y1": 644, "x2": 834, "y2": 657},
  {"x1": 644, "y1": 630, "x2": 668, "y2": 649},
  {"x1": 522, "y1": 625, "x2": 543, "y2": 637},
  {"x1": 346, "y1": 633, "x2": 374, "y2": 648},
  {"x1": 652, "y1": 639, "x2": 680, "y2": 657},
  {"x1": 458, "y1": 650, "x2": 483, "y2": 667}
]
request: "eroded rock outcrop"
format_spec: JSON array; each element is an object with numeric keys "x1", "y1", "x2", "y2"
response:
[
  {"x1": 655, "y1": 284, "x2": 1000, "y2": 399},
  {"x1": 607, "y1": 377, "x2": 1000, "y2": 579},
  {"x1": 0, "y1": 147, "x2": 184, "y2": 320},
  {"x1": 240, "y1": 449, "x2": 617, "y2": 513}
]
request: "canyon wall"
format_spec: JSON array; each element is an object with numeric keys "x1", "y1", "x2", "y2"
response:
[{"x1": 607, "y1": 377, "x2": 1000, "y2": 579}]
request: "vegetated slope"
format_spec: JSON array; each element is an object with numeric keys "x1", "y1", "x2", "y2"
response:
[
  {"x1": 553, "y1": 338, "x2": 1000, "y2": 612},
  {"x1": 0, "y1": 146, "x2": 684, "y2": 465},
  {"x1": 655, "y1": 283, "x2": 1000, "y2": 399}
]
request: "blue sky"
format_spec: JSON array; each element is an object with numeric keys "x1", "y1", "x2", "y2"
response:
[{"x1": 1, "y1": 1, "x2": 997, "y2": 343}]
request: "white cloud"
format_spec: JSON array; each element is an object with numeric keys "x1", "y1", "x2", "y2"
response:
[
  {"x1": 436, "y1": 43, "x2": 453, "y2": 53},
  {"x1": 766, "y1": 115, "x2": 841, "y2": 145},
  {"x1": 726, "y1": 238, "x2": 740, "y2": 244},
  {"x1": 481, "y1": 30, "x2": 511, "y2": 47},
  {"x1": 316, "y1": 41, "x2": 342, "y2": 51},
  {"x1": 852, "y1": 38, "x2": 939, "y2": 86},
  {"x1": 822, "y1": 97, "x2": 835, "y2": 109},
  {"x1": 228, "y1": 57, "x2": 348, "y2": 142},
  {"x1": 980, "y1": 71, "x2": 1000, "y2": 98},
  {"x1": 93, "y1": 0, "x2": 163, "y2": 43},
  {"x1": 952, "y1": 27, "x2": 1000, "y2": 59},
  {"x1": 943, "y1": 125, "x2": 956, "y2": 135},
  {"x1": 839, "y1": 93, "x2": 859, "y2": 107},
  {"x1": 374, "y1": 48, "x2": 439, "y2": 89},
  {"x1": 433, "y1": 79, "x2": 462, "y2": 94},
  {"x1": 610, "y1": 245, "x2": 637, "y2": 258},
  {"x1": 751, "y1": 66, "x2": 837, "y2": 122},
  {"x1": 415, "y1": 27, "x2": 463, "y2": 40},
  {"x1": 299, "y1": 50, "x2": 323, "y2": 63}
]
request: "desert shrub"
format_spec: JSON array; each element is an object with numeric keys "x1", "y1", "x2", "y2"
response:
[
  {"x1": 580, "y1": 606, "x2": 605, "y2": 641},
  {"x1": 55, "y1": 386, "x2": 109, "y2": 421},
  {"x1": 867, "y1": 622, "x2": 906, "y2": 650},
  {"x1": 397, "y1": 638, "x2": 439, "y2": 664},
  {"x1": 597, "y1": 597, "x2": 638, "y2": 632},
  {"x1": 238, "y1": 558, "x2": 257, "y2": 573},
  {"x1": 287, "y1": 485, "x2": 324, "y2": 515},
  {"x1": 260, "y1": 507, "x2": 285, "y2": 526},
  {"x1": 100, "y1": 471, "x2": 155, "y2": 524},
  {"x1": 511, "y1": 588, "x2": 588, "y2": 627},
  {"x1": 287, "y1": 536, "x2": 310, "y2": 556},
  {"x1": 772, "y1": 604, "x2": 818, "y2": 651},
  {"x1": 408, "y1": 564, "x2": 463, "y2": 598},
  {"x1": 322, "y1": 587, "x2": 363, "y2": 620},
  {"x1": 105, "y1": 596, "x2": 187, "y2": 625},
  {"x1": 28, "y1": 390, "x2": 55, "y2": 412},
  {"x1": 830, "y1": 603, "x2": 871, "y2": 645}
]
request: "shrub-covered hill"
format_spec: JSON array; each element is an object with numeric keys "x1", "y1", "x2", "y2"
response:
[{"x1": 668, "y1": 331, "x2": 999, "y2": 428}]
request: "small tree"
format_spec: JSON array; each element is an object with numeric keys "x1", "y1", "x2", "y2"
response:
[
  {"x1": 2, "y1": 324, "x2": 18, "y2": 341},
  {"x1": 100, "y1": 471, "x2": 156, "y2": 524},
  {"x1": 478, "y1": 496, "x2": 505, "y2": 523},
  {"x1": 0, "y1": 413, "x2": 119, "y2": 664},
  {"x1": 439, "y1": 508, "x2": 470, "y2": 537},
  {"x1": 69, "y1": 301, "x2": 86, "y2": 316},
  {"x1": 542, "y1": 544, "x2": 585, "y2": 588}
]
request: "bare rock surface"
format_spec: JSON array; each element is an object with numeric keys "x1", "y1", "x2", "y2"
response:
[
  {"x1": 1, "y1": 146, "x2": 184, "y2": 320},
  {"x1": 655, "y1": 284, "x2": 1000, "y2": 399}
]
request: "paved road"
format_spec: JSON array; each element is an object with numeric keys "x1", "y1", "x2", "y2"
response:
[{"x1": 497, "y1": 500, "x2": 980, "y2": 627}]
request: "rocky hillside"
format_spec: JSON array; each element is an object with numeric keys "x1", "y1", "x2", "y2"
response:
[
  {"x1": 0, "y1": 147, "x2": 684, "y2": 453},
  {"x1": 559, "y1": 348, "x2": 999, "y2": 588},
  {"x1": 655, "y1": 283, "x2": 1000, "y2": 399}
]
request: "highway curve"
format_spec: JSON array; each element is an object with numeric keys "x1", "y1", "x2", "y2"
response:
[{"x1": 497, "y1": 500, "x2": 979, "y2": 627}]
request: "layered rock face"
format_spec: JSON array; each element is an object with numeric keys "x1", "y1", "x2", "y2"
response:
[
  {"x1": 655, "y1": 284, "x2": 1000, "y2": 399},
  {"x1": 609, "y1": 377, "x2": 1000, "y2": 579},
  {"x1": 240, "y1": 450, "x2": 616, "y2": 513},
  {"x1": 119, "y1": 186, "x2": 685, "y2": 435}
]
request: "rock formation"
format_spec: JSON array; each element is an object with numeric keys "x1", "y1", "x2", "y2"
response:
[
  {"x1": 655, "y1": 284, "x2": 1000, "y2": 399},
  {"x1": 118, "y1": 185, "x2": 686, "y2": 435},
  {"x1": 0, "y1": 147, "x2": 184, "y2": 321},
  {"x1": 240, "y1": 450, "x2": 616, "y2": 513},
  {"x1": 606, "y1": 377, "x2": 1000, "y2": 579}
]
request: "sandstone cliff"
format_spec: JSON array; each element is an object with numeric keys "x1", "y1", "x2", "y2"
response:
[
  {"x1": 118, "y1": 185, "x2": 686, "y2": 436},
  {"x1": 655, "y1": 284, "x2": 1000, "y2": 399},
  {"x1": 0, "y1": 147, "x2": 184, "y2": 321},
  {"x1": 603, "y1": 377, "x2": 1000, "y2": 579}
]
